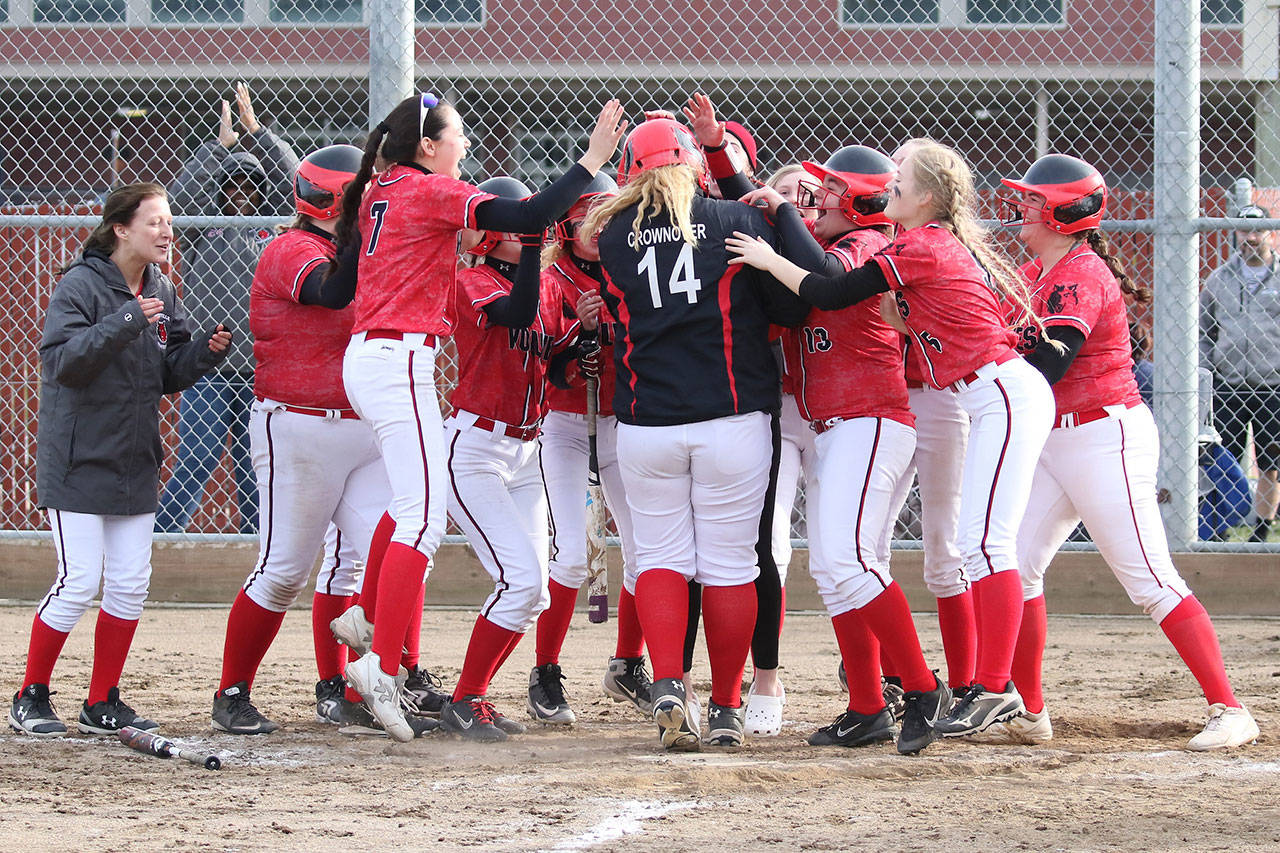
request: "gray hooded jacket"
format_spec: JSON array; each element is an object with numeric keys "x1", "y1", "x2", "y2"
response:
[
  {"x1": 169, "y1": 130, "x2": 298, "y2": 374},
  {"x1": 37, "y1": 251, "x2": 228, "y2": 515},
  {"x1": 1199, "y1": 251, "x2": 1280, "y2": 388}
]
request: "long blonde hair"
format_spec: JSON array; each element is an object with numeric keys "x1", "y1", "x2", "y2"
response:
[
  {"x1": 907, "y1": 142, "x2": 1057, "y2": 348},
  {"x1": 541, "y1": 194, "x2": 612, "y2": 269},
  {"x1": 581, "y1": 165, "x2": 701, "y2": 250}
]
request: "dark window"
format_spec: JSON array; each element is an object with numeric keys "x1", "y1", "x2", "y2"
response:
[
  {"x1": 35, "y1": 0, "x2": 125, "y2": 22},
  {"x1": 0, "y1": 1, "x2": 8, "y2": 23},
  {"x1": 1202, "y1": 0, "x2": 1243, "y2": 25},
  {"x1": 416, "y1": 0, "x2": 482, "y2": 24},
  {"x1": 152, "y1": 0, "x2": 243, "y2": 23},
  {"x1": 967, "y1": 0, "x2": 1063, "y2": 24},
  {"x1": 271, "y1": 0, "x2": 361, "y2": 23}
]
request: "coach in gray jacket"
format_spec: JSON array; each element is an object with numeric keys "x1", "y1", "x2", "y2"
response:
[
  {"x1": 1200, "y1": 203, "x2": 1280, "y2": 542},
  {"x1": 156, "y1": 84, "x2": 298, "y2": 534}
]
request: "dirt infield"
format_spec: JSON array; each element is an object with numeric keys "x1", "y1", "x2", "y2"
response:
[{"x1": 1, "y1": 604, "x2": 1277, "y2": 851}]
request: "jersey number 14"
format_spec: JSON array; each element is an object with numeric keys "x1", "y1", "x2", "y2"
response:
[{"x1": 637, "y1": 244, "x2": 702, "y2": 309}]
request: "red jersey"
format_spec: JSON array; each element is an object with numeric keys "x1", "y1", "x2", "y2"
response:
[
  {"x1": 544, "y1": 256, "x2": 620, "y2": 418},
  {"x1": 778, "y1": 229, "x2": 912, "y2": 426},
  {"x1": 1013, "y1": 244, "x2": 1142, "y2": 417},
  {"x1": 448, "y1": 261, "x2": 577, "y2": 428},
  {"x1": 250, "y1": 227, "x2": 354, "y2": 410},
  {"x1": 871, "y1": 223, "x2": 1020, "y2": 389},
  {"x1": 352, "y1": 163, "x2": 494, "y2": 337}
]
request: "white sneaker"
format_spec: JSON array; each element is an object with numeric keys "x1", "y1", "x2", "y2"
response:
[
  {"x1": 1187, "y1": 704, "x2": 1259, "y2": 751},
  {"x1": 975, "y1": 707, "x2": 1053, "y2": 744},
  {"x1": 344, "y1": 653, "x2": 412, "y2": 743},
  {"x1": 330, "y1": 605, "x2": 374, "y2": 657},
  {"x1": 743, "y1": 681, "x2": 785, "y2": 737}
]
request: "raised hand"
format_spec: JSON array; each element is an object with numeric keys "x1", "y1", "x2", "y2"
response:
[
  {"x1": 581, "y1": 99, "x2": 628, "y2": 174},
  {"x1": 217, "y1": 100, "x2": 239, "y2": 149},
  {"x1": 235, "y1": 82, "x2": 260, "y2": 134},
  {"x1": 682, "y1": 93, "x2": 725, "y2": 149}
]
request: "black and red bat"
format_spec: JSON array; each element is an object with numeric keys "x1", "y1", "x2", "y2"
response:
[{"x1": 117, "y1": 726, "x2": 222, "y2": 771}]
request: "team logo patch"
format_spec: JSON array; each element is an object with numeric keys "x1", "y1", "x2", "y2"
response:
[{"x1": 155, "y1": 313, "x2": 171, "y2": 348}]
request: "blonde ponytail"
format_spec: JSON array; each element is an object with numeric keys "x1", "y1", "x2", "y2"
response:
[{"x1": 581, "y1": 165, "x2": 700, "y2": 250}]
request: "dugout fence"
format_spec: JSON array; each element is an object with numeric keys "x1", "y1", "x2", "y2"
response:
[{"x1": 0, "y1": 0, "x2": 1276, "y2": 553}]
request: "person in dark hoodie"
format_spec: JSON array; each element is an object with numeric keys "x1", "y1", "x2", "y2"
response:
[
  {"x1": 156, "y1": 83, "x2": 298, "y2": 533},
  {"x1": 9, "y1": 183, "x2": 231, "y2": 737}
]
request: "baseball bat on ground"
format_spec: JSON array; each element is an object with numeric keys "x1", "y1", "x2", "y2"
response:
[
  {"x1": 585, "y1": 371, "x2": 610, "y2": 623},
  {"x1": 117, "y1": 726, "x2": 222, "y2": 771}
]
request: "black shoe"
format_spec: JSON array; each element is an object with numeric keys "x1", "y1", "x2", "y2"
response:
[
  {"x1": 9, "y1": 683, "x2": 67, "y2": 737},
  {"x1": 882, "y1": 676, "x2": 906, "y2": 722},
  {"x1": 933, "y1": 681, "x2": 1024, "y2": 737},
  {"x1": 898, "y1": 675, "x2": 952, "y2": 755},
  {"x1": 602, "y1": 656, "x2": 653, "y2": 714},
  {"x1": 491, "y1": 705, "x2": 527, "y2": 735},
  {"x1": 336, "y1": 697, "x2": 439, "y2": 737},
  {"x1": 440, "y1": 696, "x2": 507, "y2": 742},
  {"x1": 212, "y1": 681, "x2": 280, "y2": 735},
  {"x1": 528, "y1": 664, "x2": 575, "y2": 725},
  {"x1": 77, "y1": 687, "x2": 158, "y2": 735},
  {"x1": 402, "y1": 666, "x2": 451, "y2": 718},
  {"x1": 807, "y1": 707, "x2": 896, "y2": 747},
  {"x1": 315, "y1": 675, "x2": 346, "y2": 724},
  {"x1": 650, "y1": 677, "x2": 699, "y2": 752},
  {"x1": 704, "y1": 701, "x2": 746, "y2": 748}
]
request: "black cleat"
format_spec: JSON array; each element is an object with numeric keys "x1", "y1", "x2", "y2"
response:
[
  {"x1": 9, "y1": 683, "x2": 68, "y2": 737},
  {"x1": 527, "y1": 664, "x2": 575, "y2": 725},
  {"x1": 808, "y1": 707, "x2": 897, "y2": 748},
  {"x1": 897, "y1": 675, "x2": 952, "y2": 755},
  {"x1": 602, "y1": 656, "x2": 653, "y2": 714},
  {"x1": 212, "y1": 681, "x2": 280, "y2": 735},
  {"x1": 402, "y1": 666, "x2": 451, "y2": 718},
  {"x1": 77, "y1": 687, "x2": 159, "y2": 736},
  {"x1": 933, "y1": 681, "x2": 1024, "y2": 737},
  {"x1": 440, "y1": 696, "x2": 507, "y2": 742}
]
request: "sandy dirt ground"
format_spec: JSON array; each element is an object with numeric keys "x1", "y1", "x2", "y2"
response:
[{"x1": 0, "y1": 604, "x2": 1277, "y2": 852}]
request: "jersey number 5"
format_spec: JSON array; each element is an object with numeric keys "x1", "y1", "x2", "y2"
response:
[
  {"x1": 366, "y1": 200, "x2": 390, "y2": 256},
  {"x1": 637, "y1": 244, "x2": 702, "y2": 309}
]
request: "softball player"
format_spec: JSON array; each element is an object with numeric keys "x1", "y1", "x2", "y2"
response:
[
  {"x1": 443, "y1": 176, "x2": 581, "y2": 741},
  {"x1": 587, "y1": 116, "x2": 808, "y2": 750},
  {"x1": 211, "y1": 145, "x2": 435, "y2": 737},
  {"x1": 533, "y1": 173, "x2": 654, "y2": 723},
  {"x1": 331, "y1": 93, "x2": 625, "y2": 742},
  {"x1": 735, "y1": 144, "x2": 952, "y2": 754},
  {"x1": 10, "y1": 184, "x2": 230, "y2": 737},
  {"x1": 994, "y1": 154, "x2": 1259, "y2": 750},
  {"x1": 728, "y1": 140, "x2": 1057, "y2": 739}
]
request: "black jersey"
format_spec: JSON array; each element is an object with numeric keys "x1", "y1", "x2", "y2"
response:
[{"x1": 598, "y1": 194, "x2": 808, "y2": 426}]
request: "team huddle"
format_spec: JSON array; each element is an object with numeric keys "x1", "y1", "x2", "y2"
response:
[{"x1": 10, "y1": 91, "x2": 1260, "y2": 756}]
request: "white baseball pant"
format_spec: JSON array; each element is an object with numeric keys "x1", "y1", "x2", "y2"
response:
[
  {"x1": 315, "y1": 522, "x2": 364, "y2": 598},
  {"x1": 445, "y1": 411, "x2": 550, "y2": 633},
  {"x1": 770, "y1": 393, "x2": 816, "y2": 586},
  {"x1": 1017, "y1": 402, "x2": 1192, "y2": 624},
  {"x1": 37, "y1": 510, "x2": 154, "y2": 632},
  {"x1": 617, "y1": 411, "x2": 771, "y2": 587},
  {"x1": 540, "y1": 409, "x2": 640, "y2": 594}
]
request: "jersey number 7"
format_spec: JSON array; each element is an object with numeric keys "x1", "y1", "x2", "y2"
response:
[{"x1": 637, "y1": 244, "x2": 702, "y2": 309}]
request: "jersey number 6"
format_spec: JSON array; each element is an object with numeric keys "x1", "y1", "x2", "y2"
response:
[{"x1": 637, "y1": 244, "x2": 702, "y2": 309}]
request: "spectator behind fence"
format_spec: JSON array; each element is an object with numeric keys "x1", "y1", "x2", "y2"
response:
[
  {"x1": 1199, "y1": 202, "x2": 1280, "y2": 543},
  {"x1": 156, "y1": 83, "x2": 298, "y2": 533}
]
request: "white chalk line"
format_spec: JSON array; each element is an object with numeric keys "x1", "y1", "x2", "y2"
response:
[{"x1": 542, "y1": 798, "x2": 703, "y2": 851}]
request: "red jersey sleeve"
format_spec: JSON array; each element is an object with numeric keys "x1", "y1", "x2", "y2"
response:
[
  {"x1": 1037, "y1": 253, "x2": 1103, "y2": 336},
  {"x1": 871, "y1": 232, "x2": 937, "y2": 291},
  {"x1": 458, "y1": 263, "x2": 512, "y2": 326}
]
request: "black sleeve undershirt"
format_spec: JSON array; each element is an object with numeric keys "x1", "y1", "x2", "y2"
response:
[
  {"x1": 797, "y1": 261, "x2": 890, "y2": 310},
  {"x1": 772, "y1": 204, "x2": 847, "y2": 277},
  {"x1": 1024, "y1": 326, "x2": 1087, "y2": 385},
  {"x1": 474, "y1": 164, "x2": 594, "y2": 234},
  {"x1": 480, "y1": 243, "x2": 543, "y2": 328},
  {"x1": 298, "y1": 232, "x2": 360, "y2": 309}
]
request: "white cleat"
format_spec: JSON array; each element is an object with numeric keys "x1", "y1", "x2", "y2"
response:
[
  {"x1": 974, "y1": 707, "x2": 1053, "y2": 744},
  {"x1": 330, "y1": 605, "x2": 374, "y2": 658},
  {"x1": 1187, "y1": 704, "x2": 1259, "y2": 751},
  {"x1": 344, "y1": 653, "x2": 412, "y2": 743}
]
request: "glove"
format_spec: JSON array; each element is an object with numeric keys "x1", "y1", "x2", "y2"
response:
[{"x1": 578, "y1": 330, "x2": 601, "y2": 381}]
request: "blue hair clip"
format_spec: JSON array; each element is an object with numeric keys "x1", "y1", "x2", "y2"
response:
[{"x1": 421, "y1": 92, "x2": 439, "y2": 110}]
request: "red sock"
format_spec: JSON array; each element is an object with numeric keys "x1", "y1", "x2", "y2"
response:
[
  {"x1": 219, "y1": 590, "x2": 287, "y2": 692},
  {"x1": 971, "y1": 570, "x2": 1023, "y2": 690},
  {"x1": 858, "y1": 582, "x2": 933, "y2": 692},
  {"x1": 701, "y1": 582, "x2": 756, "y2": 708},
  {"x1": 614, "y1": 586, "x2": 646, "y2": 659},
  {"x1": 494, "y1": 628, "x2": 525, "y2": 676},
  {"x1": 878, "y1": 644, "x2": 896, "y2": 680},
  {"x1": 400, "y1": 582, "x2": 425, "y2": 671},
  {"x1": 634, "y1": 569, "x2": 690, "y2": 681},
  {"x1": 1160, "y1": 596, "x2": 1239, "y2": 707},
  {"x1": 312, "y1": 593, "x2": 353, "y2": 681},
  {"x1": 22, "y1": 614, "x2": 70, "y2": 689},
  {"x1": 937, "y1": 590, "x2": 977, "y2": 688},
  {"x1": 1011, "y1": 595, "x2": 1047, "y2": 714},
  {"x1": 360, "y1": 512, "x2": 396, "y2": 622},
  {"x1": 832, "y1": 609, "x2": 885, "y2": 714},
  {"x1": 453, "y1": 615, "x2": 519, "y2": 700},
  {"x1": 88, "y1": 610, "x2": 139, "y2": 705},
  {"x1": 344, "y1": 684, "x2": 362, "y2": 703},
  {"x1": 535, "y1": 580, "x2": 580, "y2": 667},
  {"x1": 371, "y1": 543, "x2": 429, "y2": 676}
]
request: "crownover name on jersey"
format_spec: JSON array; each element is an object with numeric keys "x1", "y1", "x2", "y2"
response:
[{"x1": 626, "y1": 222, "x2": 709, "y2": 248}]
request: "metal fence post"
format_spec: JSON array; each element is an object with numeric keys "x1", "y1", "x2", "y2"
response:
[
  {"x1": 1152, "y1": 0, "x2": 1201, "y2": 550},
  {"x1": 368, "y1": 0, "x2": 415, "y2": 130}
]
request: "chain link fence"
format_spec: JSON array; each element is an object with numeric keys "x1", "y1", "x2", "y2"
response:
[{"x1": 0, "y1": 0, "x2": 1277, "y2": 552}]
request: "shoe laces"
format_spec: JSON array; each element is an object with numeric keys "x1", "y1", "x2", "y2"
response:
[
  {"x1": 627, "y1": 659, "x2": 653, "y2": 687},
  {"x1": 539, "y1": 667, "x2": 569, "y2": 705},
  {"x1": 406, "y1": 667, "x2": 443, "y2": 691},
  {"x1": 469, "y1": 698, "x2": 498, "y2": 725}
]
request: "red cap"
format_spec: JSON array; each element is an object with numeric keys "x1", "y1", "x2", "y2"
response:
[{"x1": 723, "y1": 121, "x2": 758, "y2": 171}]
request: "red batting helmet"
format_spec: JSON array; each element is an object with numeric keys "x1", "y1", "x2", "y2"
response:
[
  {"x1": 999, "y1": 154, "x2": 1107, "y2": 234},
  {"x1": 617, "y1": 118, "x2": 706, "y2": 186},
  {"x1": 469, "y1": 175, "x2": 533, "y2": 256},
  {"x1": 294, "y1": 144, "x2": 363, "y2": 221},
  {"x1": 799, "y1": 145, "x2": 895, "y2": 228},
  {"x1": 553, "y1": 172, "x2": 618, "y2": 245}
]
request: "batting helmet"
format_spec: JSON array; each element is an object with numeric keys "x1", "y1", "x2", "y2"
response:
[
  {"x1": 799, "y1": 145, "x2": 895, "y2": 228},
  {"x1": 999, "y1": 154, "x2": 1106, "y2": 234},
  {"x1": 617, "y1": 118, "x2": 705, "y2": 186},
  {"x1": 469, "y1": 175, "x2": 533, "y2": 256},
  {"x1": 554, "y1": 172, "x2": 619, "y2": 245},
  {"x1": 294, "y1": 144, "x2": 363, "y2": 221}
]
